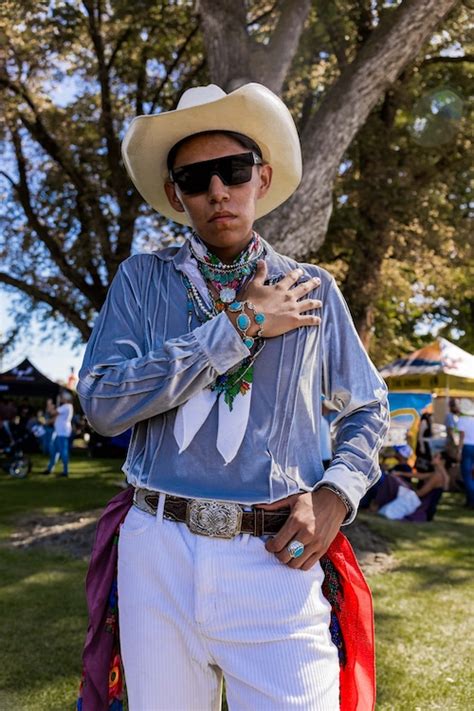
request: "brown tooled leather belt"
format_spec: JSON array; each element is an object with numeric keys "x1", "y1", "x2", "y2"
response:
[{"x1": 133, "y1": 487, "x2": 291, "y2": 539}]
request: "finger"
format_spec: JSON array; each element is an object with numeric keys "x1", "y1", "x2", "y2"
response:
[
  {"x1": 300, "y1": 552, "x2": 322, "y2": 571},
  {"x1": 277, "y1": 267, "x2": 305, "y2": 290},
  {"x1": 286, "y1": 533, "x2": 330, "y2": 568},
  {"x1": 292, "y1": 276, "x2": 321, "y2": 299},
  {"x1": 256, "y1": 494, "x2": 301, "y2": 511},
  {"x1": 296, "y1": 298, "x2": 322, "y2": 313},
  {"x1": 279, "y1": 534, "x2": 319, "y2": 567},
  {"x1": 295, "y1": 314, "x2": 321, "y2": 327},
  {"x1": 265, "y1": 516, "x2": 301, "y2": 554}
]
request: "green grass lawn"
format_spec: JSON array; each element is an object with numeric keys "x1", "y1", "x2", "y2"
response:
[
  {"x1": 360, "y1": 498, "x2": 474, "y2": 710},
  {"x1": 0, "y1": 452, "x2": 472, "y2": 710}
]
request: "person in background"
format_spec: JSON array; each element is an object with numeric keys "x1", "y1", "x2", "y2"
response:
[
  {"x1": 41, "y1": 392, "x2": 74, "y2": 477},
  {"x1": 360, "y1": 444, "x2": 413, "y2": 510},
  {"x1": 67, "y1": 366, "x2": 78, "y2": 391},
  {"x1": 0, "y1": 415, "x2": 14, "y2": 451},
  {"x1": 0, "y1": 399, "x2": 17, "y2": 422},
  {"x1": 12, "y1": 404, "x2": 31, "y2": 440},
  {"x1": 320, "y1": 400, "x2": 333, "y2": 470},
  {"x1": 31, "y1": 410, "x2": 47, "y2": 447},
  {"x1": 457, "y1": 398, "x2": 474, "y2": 509},
  {"x1": 41, "y1": 398, "x2": 56, "y2": 455},
  {"x1": 370, "y1": 450, "x2": 448, "y2": 522},
  {"x1": 444, "y1": 397, "x2": 461, "y2": 490},
  {"x1": 391, "y1": 444, "x2": 414, "y2": 476},
  {"x1": 415, "y1": 405, "x2": 434, "y2": 472}
]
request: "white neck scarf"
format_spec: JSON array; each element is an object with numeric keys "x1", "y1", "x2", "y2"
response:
[{"x1": 172, "y1": 236, "x2": 260, "y2": 464}]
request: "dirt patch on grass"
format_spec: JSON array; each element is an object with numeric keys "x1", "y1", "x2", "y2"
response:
[
  {"x1": 7, "y1": 509, "x2": 102, "y2": 561},
  {"x1": 344, "y1": 521, "x2": 395, "y2": 575},
  {"x1": 7, "y1": 511, "x2": 394, "y2": 574}
]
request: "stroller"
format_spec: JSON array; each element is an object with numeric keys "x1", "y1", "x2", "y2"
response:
[{"x1": 0, "y1": 434, "x2": 32, "y2": 479}]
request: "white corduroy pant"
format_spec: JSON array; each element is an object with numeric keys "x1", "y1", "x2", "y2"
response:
[{"x1": 117, "y1": 501, "x2": 340, "y2": 711}]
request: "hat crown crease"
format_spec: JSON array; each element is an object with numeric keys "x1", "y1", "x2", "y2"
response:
[{"x1": 177, "y1": 85, "x2": 226, "y2": 111}]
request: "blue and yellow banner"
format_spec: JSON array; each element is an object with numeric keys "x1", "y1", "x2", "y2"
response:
[{"x1": 386, "y1": 392, "x2": 432, "y2": 450}]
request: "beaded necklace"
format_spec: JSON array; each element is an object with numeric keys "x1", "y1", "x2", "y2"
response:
[
  {"x1": 189, "y1": 230, "x2": 263, "y2": 307},
  {"x1": 183, "y1": 233, "x2": 265, "y2": 410}
]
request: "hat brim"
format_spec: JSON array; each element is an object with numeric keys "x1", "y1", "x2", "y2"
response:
[{"x1": 121, "y1": 83, "x2": 302, "y2": 225}]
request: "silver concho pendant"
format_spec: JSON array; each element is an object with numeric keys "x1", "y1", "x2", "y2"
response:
[{"x1": 219, "y1": 287, "x2": 236, "y2": 303}]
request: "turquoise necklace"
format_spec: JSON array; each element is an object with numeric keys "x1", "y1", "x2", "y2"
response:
[
  {"x1": 189, "y1": 231, "x2": 263, "y2": 307},
  {"x1": 183, "y1": 234, "x2": 265, "y2": 410}
]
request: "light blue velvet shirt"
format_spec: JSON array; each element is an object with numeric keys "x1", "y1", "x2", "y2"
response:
[{"x1": 78, "y1": 238, "x2": 389, "y2": 522}]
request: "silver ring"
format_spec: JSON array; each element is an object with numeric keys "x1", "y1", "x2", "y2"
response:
[{"x1": 287, "y1": 540, "x2": 305, "y2": 559}]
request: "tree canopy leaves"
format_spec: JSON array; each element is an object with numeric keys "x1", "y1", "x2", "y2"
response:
[{"x1": 0, "y1": 0, "x2": 471, "y2": 364}]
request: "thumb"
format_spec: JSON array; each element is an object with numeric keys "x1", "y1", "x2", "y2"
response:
[{"x1": 253, "y1": 259, "x2": 267, "y2": 284}]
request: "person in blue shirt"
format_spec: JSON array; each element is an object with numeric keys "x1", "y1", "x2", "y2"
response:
[{"x1": 79, "y1": 83, "x2": 389, "y2": 711}]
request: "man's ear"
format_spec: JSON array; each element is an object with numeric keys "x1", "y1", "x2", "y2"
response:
[
  {"x1": 258, "y1": 164, "x2": 273, "y2": 199},
  {"x1": 164, "y1": 180, "x2": 185, "y2": 212}
]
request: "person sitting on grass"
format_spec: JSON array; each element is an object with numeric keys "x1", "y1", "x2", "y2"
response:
[
  {"x1": 370, "y1": 452, "x2": 448, "y2": 522},
  {"x1": 359, "y1": 444, "x2": 413, "y2": 510}
]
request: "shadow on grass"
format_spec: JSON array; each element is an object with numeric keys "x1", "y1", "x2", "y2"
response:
[
  {"x1": 373, "y1": 611, "x2": 410, "y2": 708},
  {"x1": 361, "y1": 493, "x2": 473, "y2": 547},
  {"x1": 0, "y1": 452, "x2": 125, "y2": 524},
  {"x1": 0, "y1": 547, "x2": 87, "y2": 700}
]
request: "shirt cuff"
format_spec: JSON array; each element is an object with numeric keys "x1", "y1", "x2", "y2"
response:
[
  {"x1": 193, "y1": 311, "x2": 250, "y2": 375},
  {"x1": 313, "y1": 464, "x2": 375, "y2": 525}
]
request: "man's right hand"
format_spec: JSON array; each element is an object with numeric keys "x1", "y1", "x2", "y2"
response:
[{"x1": 226, "y1": 260, "x2": 322, "y2": 338}]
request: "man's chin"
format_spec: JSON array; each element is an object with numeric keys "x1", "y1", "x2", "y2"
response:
[{"x1": 199, "y1": 224, "x2": 243, "y2": 243}]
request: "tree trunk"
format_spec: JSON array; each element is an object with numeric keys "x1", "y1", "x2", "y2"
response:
[
  {"x1": 196, "y1": 0, "x2": 312, "y2": 94},
  {"x1": 255, "y1": 0, "x2": 457, "y2": 257}
]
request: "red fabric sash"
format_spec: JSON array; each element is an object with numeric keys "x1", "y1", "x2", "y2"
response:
[{"x1": 326, "y1": 532, "x2": 376, "y2": 711}]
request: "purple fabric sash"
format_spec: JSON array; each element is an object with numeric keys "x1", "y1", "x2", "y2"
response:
[{"x1": 78, "y1": 486, "x2": 133, "y2": 709}]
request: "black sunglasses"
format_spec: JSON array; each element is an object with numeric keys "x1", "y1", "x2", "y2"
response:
[{"x1": 170, "y1": 152, "x2": 263, "y2": 195}]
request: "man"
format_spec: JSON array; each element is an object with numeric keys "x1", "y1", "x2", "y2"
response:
[
  {"x1": 444, "y1": 397, "x2": 461, "y2": 489},
  {"x1": 458, "y1": 398, "x2": 474, "y2": 508},
  {"x1": 320, "y1": 400, "x2": 334, "y2": 470},
  {"x1": 42, "y1": 391, "x2": 73, "y2": 477},
  {"x1": 0, "y1": 415, "x2": 14, "y2": 451},
  {"x1": 78, "y1": 84, "x2": 389, "y2": 710}
]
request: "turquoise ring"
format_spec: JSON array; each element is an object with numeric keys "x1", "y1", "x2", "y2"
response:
[{"x1": 287, "y1": 540, "x2": 305, "y2": 559}]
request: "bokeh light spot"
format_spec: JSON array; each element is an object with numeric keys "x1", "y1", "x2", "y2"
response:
[{"x1": 409, "y1": 88, "x2": 464, "y2": 147}]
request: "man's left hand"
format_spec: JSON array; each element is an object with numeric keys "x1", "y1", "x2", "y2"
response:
[{"x1": 257, "y1": 488, "x2": 348, "y2": 571}]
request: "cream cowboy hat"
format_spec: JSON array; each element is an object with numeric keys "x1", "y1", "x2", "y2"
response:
[{"x1": 121, "y1": 83, "x2": 302, "y2": 225}]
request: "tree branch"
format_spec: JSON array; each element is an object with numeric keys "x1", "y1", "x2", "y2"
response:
[
  {"x1": 0, "y1": 272, "x2": 91, "y2": 340},
  {"x1": 1, "y1": 75, "x2": 113, "y2": 268},
  {"x1": 247, "y1": 1, "x2": 280, "y2": 28},
  {"x1": 198, "y1": 0, "x2": 310, "y2": 94},
  {"x1": 0, "y1": 170, "x2": 17, "y2": 189},
  {"x1": 9, "y1": 127, "x2": 104, "y2": 309},
  {"x1": 422, "y1": 54, "x2": 474, "y2": 66},
  {"x1": 254, "y1": 0, "x2": 312, "y2": 94},
  {"x1": 317, "y1": 3, "x2": 349, "y2": 71},
  {"x1": 83, "y1": 0, "x2": 126, "y2": 198},
  {"x1": 149, "y1": 24, "x2": 200, "y2": 113},
  {"x1": 107, "y1": 25, "x2": 134, "y2": 70}
]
